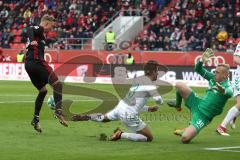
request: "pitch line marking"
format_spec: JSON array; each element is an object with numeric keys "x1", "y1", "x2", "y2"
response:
[
  {"x1": 0, "y1": 99, "x2": 100, "y2": 104},
  {"x1": 204, "y1": 146, "x2": 240, "y2": 153}
]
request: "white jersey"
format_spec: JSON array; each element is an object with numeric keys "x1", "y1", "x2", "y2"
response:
[
  {"x1": 106, "y1": 76, "x2": 163, "y2": 132},
  {"x1": 122, "y1": 84, "x2": 163, "y2": 112},
  {"x1": 232, "y1": 43, "x2": 240, "y2": 96},
  {"x1": 234, "y1": 43, "x2": 240, "y2": 74}
]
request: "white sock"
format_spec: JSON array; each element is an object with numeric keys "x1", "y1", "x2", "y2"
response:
[
  {"x1": 221, "y1": 106, "x2": 240, "y2": 128},
  {"x1": 90, "y1": 113, "x2": 104, "y2": 122},
  {"x1": 121, "y1": 132, "x2": 147, "y2": 142}
]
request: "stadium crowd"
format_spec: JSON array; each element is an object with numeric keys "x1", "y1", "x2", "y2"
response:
[
  {"x1": 0, "y1": 0, "x2": 167, "y2": 49},
  {"x1": 135, "y1": 0, "x2": 240, "y2": 52},
  {"x1": 0, "y1": 0, "x2": 239, "y2": 52}
]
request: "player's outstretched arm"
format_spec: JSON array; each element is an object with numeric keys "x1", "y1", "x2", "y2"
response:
[
  {"x1": 195, "y1": 48, "x2": 215, "y2": 81},
  {"x1": 148, "y1": 86, "x2": 164, "y2": 105}
]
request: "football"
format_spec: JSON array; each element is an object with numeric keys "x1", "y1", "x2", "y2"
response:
[{"x1": 47, "y1": 95, "x2": 55, "y2": 110}]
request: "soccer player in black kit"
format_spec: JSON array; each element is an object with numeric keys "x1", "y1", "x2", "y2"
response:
[{"x1": 25, "y1": 15, "x2": 68, "y2": 133}]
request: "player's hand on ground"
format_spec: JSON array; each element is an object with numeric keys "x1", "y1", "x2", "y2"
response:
[
  {"x1": 148, "y1": 106, "x2": 159, "y2": 112},
  {"x1": 213, "y1": 82, "x2": 225, "y2": 93},
  {"x1": 30, "y1": 41, "x2": 38, "y2": 46},
  {"x1": 202, "y1": 48, "x2": 214, "y2": 63}
]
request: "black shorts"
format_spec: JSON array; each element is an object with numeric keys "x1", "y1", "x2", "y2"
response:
[{"x1": 25, "y1": 60, "x2": 58, "y2": 90}]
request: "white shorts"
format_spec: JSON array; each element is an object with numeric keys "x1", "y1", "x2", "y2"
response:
[
  {"x1": 233, "y1": 76, "x2": 240, "y2": 97},
  {"x1": 106, "y1": 100, "x2": 146, "y2": 132}
]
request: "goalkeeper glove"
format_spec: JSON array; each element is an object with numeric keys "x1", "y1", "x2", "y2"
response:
[{"x1": 202, "y1": 48, "x2": 214, "y2": 63}]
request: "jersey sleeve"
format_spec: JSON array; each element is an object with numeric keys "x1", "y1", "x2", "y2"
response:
[
  {"x1": 195, "y1": 60, "x2": 214, "y2": 81},
  {"x1": 139, "y1": 105, "x2": 149, "y2": 112},
  {"x1": 146, "y1": 85, "x2": 163, "y2": 105},
  {"x1": 224, "y1": 86, "x2": 233, "y2": 98},
  {"x1": 233, "y1": 43, "x2": 240, "y2": 57}
]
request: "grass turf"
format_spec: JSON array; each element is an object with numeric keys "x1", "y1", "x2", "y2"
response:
[{"x1": 0, "y1": 81, "x2": 239, "y2": 160}]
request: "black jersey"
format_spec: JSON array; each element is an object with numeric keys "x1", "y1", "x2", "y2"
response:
[{"x1": 25, "y1": 26, "x2": 46, "y2": 61}]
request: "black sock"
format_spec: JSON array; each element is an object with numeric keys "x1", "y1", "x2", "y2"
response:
[
  {"x1": 53, "y1": 82, "x2": 62, "y2": 110},
  {"x1": 34, "y1": 90, "x2": 47, "y2": 116}
]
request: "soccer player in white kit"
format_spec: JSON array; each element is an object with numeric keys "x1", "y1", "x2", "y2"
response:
[
  {"x1": 216, "y1": 42, "x2": 240, "y2": 136},
  {"x1": 73, "y1": 61, "x2": 164, "y2": 142}
]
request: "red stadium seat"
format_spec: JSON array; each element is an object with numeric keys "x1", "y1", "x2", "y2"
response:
[
  {"x1": 11, "y1": 43, "x2": 20, "y2": 49},
  {"x1": 13, "y1": 36, "x2": 22, "y2": 43},
  {"x1": 13, "y1": 29, "x2": 22, "y2": 36},
  {"x1": 16, "y1": 29, "x2": 22, "y2": 36},
  {"x1": 12, "y1": 29, "x2": 18, "y2": 36},
  {"x1": 19, "y1": 43, "x2": 26, "y2": 49}
]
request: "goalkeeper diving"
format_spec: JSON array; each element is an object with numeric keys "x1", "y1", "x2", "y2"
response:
[{"x1": 167, "y1": 48, "x2": 233, "y2": 143}]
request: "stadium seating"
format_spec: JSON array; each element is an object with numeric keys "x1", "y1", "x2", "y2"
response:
[
  {"x1": 1, "y1": 0, "x2": 165, "y2": 49},
  {"x1": 0, "y1": 0, "x2": 239, "y2": 52},
  {"x1": 135, "y1": 0, "x2": 240, "y2": 52}
]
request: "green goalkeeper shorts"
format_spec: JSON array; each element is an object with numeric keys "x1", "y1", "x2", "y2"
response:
[{"x1": 185, "y1": 92, "x2": 210, "y2": 133}]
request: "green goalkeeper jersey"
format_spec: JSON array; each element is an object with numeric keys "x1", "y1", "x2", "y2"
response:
[{"x1": 194, "y1": 60, "x2": 233, "y2": 120}]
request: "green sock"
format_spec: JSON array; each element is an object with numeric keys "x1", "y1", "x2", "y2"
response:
[{"x1": 176, "y1": 90, "x2": 182, "y2": 107}]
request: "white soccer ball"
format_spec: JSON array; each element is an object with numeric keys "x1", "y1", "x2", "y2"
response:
[{"x1": 47, "y1": 95, "x2": 55, "y2": 110}]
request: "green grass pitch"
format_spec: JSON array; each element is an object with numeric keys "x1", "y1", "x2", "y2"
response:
[{"x1": 0, "y1": 81, "x2": 239, "y2": 160}]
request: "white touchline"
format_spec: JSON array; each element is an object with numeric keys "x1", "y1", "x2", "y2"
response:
[
  {"x1": 204, "y1": 146, "x2": 240, "y2": 153},
  {"x1": 0, "y1": 94, "x2": 117, "y2": 99},
  {"x1": 0, "y1": 94, "x2": 35, "y2": 97},
  {"x1": 0, "y1": 94, "x2": 103, "y2": 97},
  {"x1": 0, "y1": 99, "x2": 101, "y2": 104}
]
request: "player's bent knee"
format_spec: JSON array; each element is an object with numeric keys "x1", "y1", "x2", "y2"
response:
[
  {"x1": 181, "y1": 136, "x2": 191, "y2": 144},
  {"x1": 52, "y1": 80, "x2": 62, "y2": 87},
  {"x1": 56, "y1": 81, "x2": 62, "y2": 87},
  {"x1": 182, "y1": 140, "x2": 190, "y2": 144},
  {"x1": 53, "y1": 81, "x2": 62, "y2": 90},
  {"x1": 235, "y1": 105, "x2": 240, "y2": 110},
  {"x1": 41, "y1": 90, "x2": 48, "y2": 94},
  {"x1": 39, "y1": 88, "x2": 47, "y2": 94},
  {"x1": 235, "y1": 102, "x2": 240, "y2": 110},
  {"x1": 175, "y1": 82, "x2": 182, "y2": 88},
  {"x1": 175, "y1": 82, "x2": 185, "y2": 90}
]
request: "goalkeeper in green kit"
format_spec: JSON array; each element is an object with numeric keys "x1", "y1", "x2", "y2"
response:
[{"x1": 167, "y1": 48, "x2": 233, "y2": 143}]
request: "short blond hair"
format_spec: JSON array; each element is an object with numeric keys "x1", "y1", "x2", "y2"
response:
[
  {"x1": 41, "y1": 15, "x2": 56, "y2": 23},
  {"x1": 217, "y1": 63, "x2": 230, "y2": 72}
]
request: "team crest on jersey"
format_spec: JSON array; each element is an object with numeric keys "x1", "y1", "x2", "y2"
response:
[{"x1": 34, "y1": 26, "x2": 39, "y2": 29}]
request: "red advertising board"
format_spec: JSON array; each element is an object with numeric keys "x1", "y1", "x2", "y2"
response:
[
  {"x1": 1, "y1": 49, "x2": 58, "y2": 63},
  {"x1": 0, "y1": 62, "x2": 237, "y2": 87},
  {"x1": 1, "y1": 49, "x2": 235, "y2": 67},
  {"x1": 141, "y1": 52, "x2": 187, "y2": 65}
]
